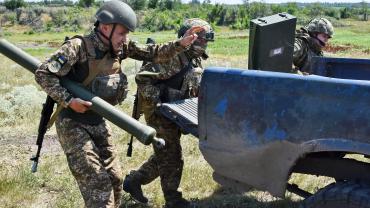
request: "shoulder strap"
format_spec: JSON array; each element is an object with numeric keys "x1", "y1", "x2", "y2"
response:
[
  {"x1": 66, "y1": 35, "x2": 96, "y2": 58},
  {"x1": 77, "y1": 36, "x2": 107, "y2": 86},
  {"x1": 66, "y1": 35, "x2": 101, "y2": 85}
]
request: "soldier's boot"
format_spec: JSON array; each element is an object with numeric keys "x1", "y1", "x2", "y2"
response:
[
  {"x1": 122, "y1": 175, "x2": 148, "y2": 204},
  {"x1": 164, "y1": 198, "x2": 190, "y2": 208}
]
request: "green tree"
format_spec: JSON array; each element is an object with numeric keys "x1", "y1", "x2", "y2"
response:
[
  {"x1": 249, "y1": 2, "x2": 269, "y2": 19},
  {"x1": 128, "y1": 0, "x2": 147, "y2": 10},
  {"x1": 286, "y1": 2, "x2": 297, "y2": 15},
  {"x1": 207, "y1": 4, "x2": 225, "y2": 24},
  {"x1": 78, "y1": 0, "x2": 94, "y2": 8},
  {"x1": 203, "y1": 0, "x2": 211, "y2": 4},
  {"x1": 148, "y1": 0, "x2": 158, "y2": 9},
  {"x1": 225, "y1": 8, "x2": 238, "y2": 25},
  {"x1": 340, "y1": 7, "x2": 351, "y2": 19},
  {"x1": 324, "y1": 8, "x2": 340, "y2": 19},
  {"x1": 308, "y1": 3, "x2": 324, "y2": 17},
  {"x1": 361, "y1": 0, "x2": 368, "y2": 21},
  {"x1": 4, "y1": 0, "x2": 25, "y2": 10},
  {"x1": 158, "y1": 0, "x2": 178, "y2": 10},
  {"x1": 270, "y1": 4, "x2": 284, "y2": 14}
]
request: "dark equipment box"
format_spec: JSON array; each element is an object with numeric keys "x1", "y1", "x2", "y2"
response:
[
  {"x1": 248, "y1": 13, "x2": 296, "y2": 72},
  {"x1": 311, "y1": 56, "x2": 370, "y2": 81}
]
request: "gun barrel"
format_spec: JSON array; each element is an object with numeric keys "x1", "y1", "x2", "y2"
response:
[{"x1": 0, "y1": 38, "x2": 157, "y2": 145}]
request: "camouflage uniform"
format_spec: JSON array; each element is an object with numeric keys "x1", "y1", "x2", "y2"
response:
[
  {"x1": 293, "y1": 29, "x2": 323, "y2": 73},
  {"x1": 35, "y1": 30, "x2": 187, "y2": 207},
  {"x1": 125, "y1": 18, "x2": 213, "y2": 208},
  {"x1": 293, "y1": 18, "x2": 334, "y2": 74}
]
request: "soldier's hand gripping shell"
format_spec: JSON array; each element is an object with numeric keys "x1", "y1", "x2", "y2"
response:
[{"x1": 152, "y1": 137, "x2": 165, "y2": 149}]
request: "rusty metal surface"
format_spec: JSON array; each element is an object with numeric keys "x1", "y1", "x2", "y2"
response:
[{"x1": 198, "y1": 67, "x2": 370, "y2": 197}]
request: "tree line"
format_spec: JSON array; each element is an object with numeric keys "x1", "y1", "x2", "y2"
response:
[{"x1": 0, "y1": 0, "x2": 368, "y2": 32}]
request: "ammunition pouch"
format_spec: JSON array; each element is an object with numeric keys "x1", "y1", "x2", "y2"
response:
[{"x1": 91, "y1": 73, "x2": 128, "y2": 105}]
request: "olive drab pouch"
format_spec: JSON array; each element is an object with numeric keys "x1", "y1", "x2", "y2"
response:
[
  {"x1": 91, "y1": 72, "x2": 128, "y2": 105},
  {"x1": 180, "y1": 66, "x2": 203, "y2": 98}
]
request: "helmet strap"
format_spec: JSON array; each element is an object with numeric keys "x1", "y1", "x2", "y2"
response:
[
  {"x1": 317, "y1": 38, "x2": 326, "y2": 47},
  {"x1": 95, "y1": 23, "x2": 117, "y2": 56},
  {"x1": 313, "y1": 34, "x2": 326, "y2": 47},
  {"x1": 309, "y1": 32, "x2": 326, "y2": 47},
  {"x1": 108, "y1": 23, "x2": 117, "y2": 57}
]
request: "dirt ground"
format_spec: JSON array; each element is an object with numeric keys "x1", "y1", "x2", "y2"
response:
[{"x1": 0, "y1": 133, "x2": 61, "y2": 171}]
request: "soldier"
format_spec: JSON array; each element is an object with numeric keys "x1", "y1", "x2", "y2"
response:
[
  {"x1": 34, "y1": 1, "x2": 203, "y2": 207},
  {"x1": 293, "y1": 17, "x2": 334, "y2": 74},
  {"x1": 123, "y1": 18, "x2": 214, "y2": 208}
]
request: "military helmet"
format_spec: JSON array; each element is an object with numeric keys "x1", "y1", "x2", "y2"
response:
[
  {"x1": 178, "y1": 18, "x2": 214, "y2": 41},
  {"x1": 95, "y1": 0, "x2": 137, "y2": 32},
  {"x1": 306, "y1": 18, "x2": 334, "y2": 38}
]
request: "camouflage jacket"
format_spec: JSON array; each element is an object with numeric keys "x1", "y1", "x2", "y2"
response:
[
  {"x1": 136, "y1": 53, "x2": 203, "y2": 115},
  {"x1": 35, "y1": 31, "x2": 187, "y2": 108},
  {"x1": 293, "y1": 29, "x2": 323, "y2": 74}
]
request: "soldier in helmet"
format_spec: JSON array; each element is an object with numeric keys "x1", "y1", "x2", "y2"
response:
[
  {"x1": 34, "y1": 1, "x2": 203, "y2": 207},
  {"x1": 293, "y1": 17, "x2": 334, "y2": 74},
  {"x1": 122, "y1": 18, "x2": 214, "y2": 208}
]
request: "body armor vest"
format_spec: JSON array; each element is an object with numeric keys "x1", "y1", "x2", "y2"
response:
[{"x1": 61, "y1": 35, "x2": 128, "y2": 124}]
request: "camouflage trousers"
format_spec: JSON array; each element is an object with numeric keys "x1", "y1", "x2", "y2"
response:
[
  {"x1": 56, "y1": 117, "x2": 123, "y2": 208},
  {"x1": 128, "y1": 111, "x2": 184, "y2": 203}
]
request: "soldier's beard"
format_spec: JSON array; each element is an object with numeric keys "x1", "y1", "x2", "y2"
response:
[{"x1": 186, "y1": 45, "x2": 207, "y2": 59}]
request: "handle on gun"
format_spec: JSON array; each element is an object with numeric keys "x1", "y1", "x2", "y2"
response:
[
  {"x1": 31, "y1": 160, "x2": 38, "y2": 173},
  {"x1": 152, "y1": 137, "x2": 165, "y2": 149}
]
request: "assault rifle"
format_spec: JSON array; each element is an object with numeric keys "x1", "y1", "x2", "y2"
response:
[
  {"x1": 30, "y1": 95, "x2": 55, "y2": 172},
  {"x1": 127, "y1": 37, "x2": 156, "y2": 157}
]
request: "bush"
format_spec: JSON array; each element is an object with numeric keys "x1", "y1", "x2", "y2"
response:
[
  {"x1": 128, "y1": 0, "x2": 147, "y2": 11},
  {"x1": 0, "y1": 6, "x2": 7, "y2": 14},
  {"x1": 141, "y1": 9, "x2": 181, "y2": 32},
  {"x1": 16, "y1": 8, "x2": 36, "y2": 25},
  {"x1": 1, "y1": 12, "x2": 17, "y2": 25},
  {"x1": 0, "y1": 85, "x2": 45, "y2": 127},
  {"x1": 78, "y1": 0, "x2": 94, "y2": 8},
  {"x1": 4, "y1": 0, "x2": 25, "y2": 11}
]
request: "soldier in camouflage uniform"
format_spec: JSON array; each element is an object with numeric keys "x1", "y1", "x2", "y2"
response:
[
  {"x1": 123, "y1": 18, "x2": 214, "y2": 208},
  {"x1": 293, "y1": 17, "x2": 334, "y2": 74},
  {"x1": 34, "y1": 1, "x2": 203, "y2": 207}
]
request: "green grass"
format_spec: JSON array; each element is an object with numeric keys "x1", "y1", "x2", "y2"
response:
[
  {"x1": 1, "y1": 19, "x2": 370, "y2": 208},
  {"x1": 0, "y1": 167, "x2": 39, "y2": 207},
  {"x1": 333, "y1": 29, "x2": 370, "y2": 48}
]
